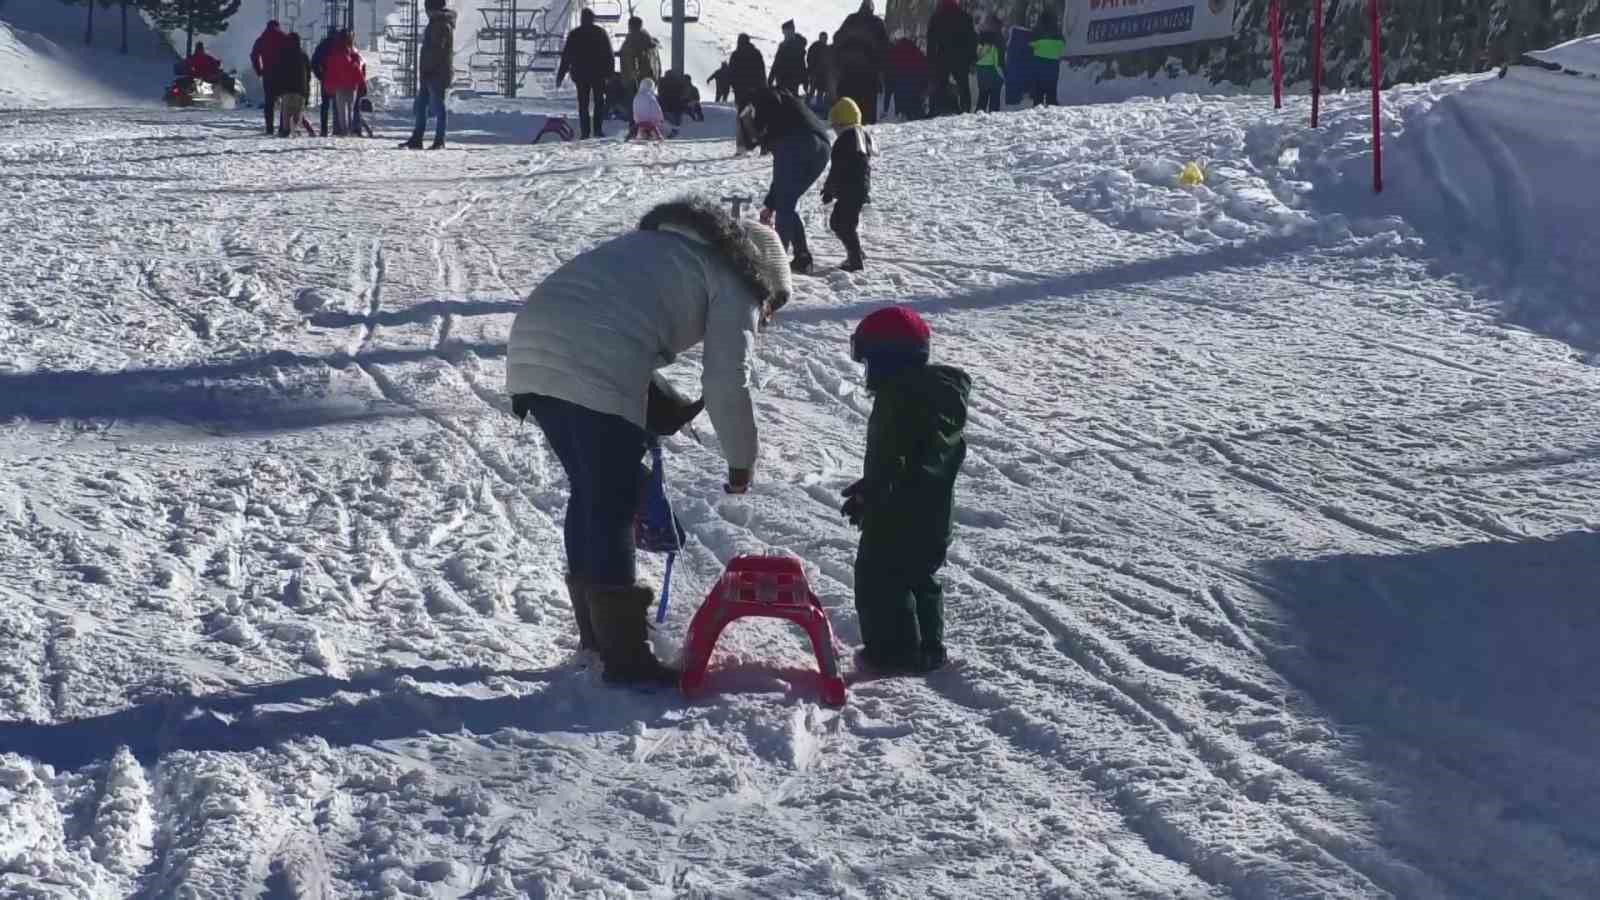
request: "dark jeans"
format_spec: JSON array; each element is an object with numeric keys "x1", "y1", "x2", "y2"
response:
[
  {"x1": 838, "y1": 72, "x2": 879, "y2": 125},
  {"x1": 890, "y1": 77, "x2": 925, "y2": 120},
  {"x1": 262, "y1": 80, "x2": 277, "y2": 132},
  {"x1": 931, "y1": 66, "x2": 971, "y2": 115},
  {"x1": 409, "y1": 79, "x2": 447, "y2": 144},
  {"x1": 319, "y1": 88, "x2": 333, "y2": 135},
  {"x1": 526, "y1": 394, "x2": 649, "y2": 586},
  {"x1": 830, "y1": 198, "x2": 863, "y2": 260},
  {"x1": 768, "y1": 132, "x2": 829, "y2": 258},
  {"x1": 576, "y1": 80, "x2": 606, "y2": 137},
  {"x1": 975, "y1": 67, "x2": 1002, "y2": 112},
  {"x1": 1033, "y1": 60, "x2": 1060, "y2": 107}
]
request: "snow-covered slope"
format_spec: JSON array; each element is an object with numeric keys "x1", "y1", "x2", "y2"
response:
[
  {"x1": 2, "y1": 46, "x2": 1600, "y2": 900},
  {"x1": 0, "y1": 0, "x2": 177, "y2": 109}
]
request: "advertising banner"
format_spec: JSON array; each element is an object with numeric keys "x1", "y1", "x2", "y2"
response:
[{"x1": 1064, "y1": 0, "x2": 1239, "y2": 56}]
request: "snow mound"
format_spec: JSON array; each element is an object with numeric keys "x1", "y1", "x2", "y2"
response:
[
  {"x1": 0, "y1": 0, "x2": 177, "y2": 110},
  {"x1": 1527, "y1": 33, "x2": 1600, "y2": 76}
]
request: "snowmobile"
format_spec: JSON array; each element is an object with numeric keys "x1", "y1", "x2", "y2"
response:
[{"x1": 163, "y1": 62, "x2": 243, "y2": 109}]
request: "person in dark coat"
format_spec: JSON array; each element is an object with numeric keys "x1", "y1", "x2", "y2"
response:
[
  {"x1": 708, "y1": 63, "x2": 732, "y2": 103},
  {"x1": 806, "y1": 32, "x2": 837, "y2": 104},
  {"x1": 821, "y1": 97, "x2": 873, "y2": 272},
  {"x1": 886, "y1": 37, "x2": 929, "y2": 121},
  {"x1": 842, "y1": 306, "x2": 970, "y2": 674},
  {"x1": 658, "y1": 70, "x2": 703, "y2": 125},
  {"x1": 728, "y1": 33, "x2": 766, "y2": 110},
  {"x1": 833, "y1": 0, "x2": 890, "y2": 125},
  {"x1": 401, "y1": 0, "x2": 455, "y2": 149},
  {"x1": 974, "y1": 13, "x2": 1005, "y2": 113},
  {"x1": 557, "y1": 7, "x2": 617, "y2": 139},
  {"x1": 268, "y1": 32, "x2": 313, "y2": 137},
  {"x1": 750, "y1": 87, "x2": 831, "y2": 274},
  {"x1": 311, "y1": 30, "x2": 339, "y2": 137},
  {"x1": 251, "y1": 20, "x2": 288, "y2": 134},
  {"x1": 925, "y1": 0, "x2": 977, "y2": 115},
  {"x1": 769, "y1": 20, "x2": 808, "y2": 95}
]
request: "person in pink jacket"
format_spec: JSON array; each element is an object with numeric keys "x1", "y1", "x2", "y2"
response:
[{"x1": 321, "y1": 31, "x2": 367, "y2": 136}]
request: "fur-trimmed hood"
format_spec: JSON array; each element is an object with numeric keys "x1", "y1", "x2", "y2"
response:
[{"x1": 639, "y1": 198, "x2": 791, "y2": 309}]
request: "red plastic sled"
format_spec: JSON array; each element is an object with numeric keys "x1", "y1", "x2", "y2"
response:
[{"x1": 679, "y1": 555, "x2": 847, "y2": 707}]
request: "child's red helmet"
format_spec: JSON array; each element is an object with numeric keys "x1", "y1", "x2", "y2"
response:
[{"x1": 851, "y1": 306, "x2": 931, "y2": 363}]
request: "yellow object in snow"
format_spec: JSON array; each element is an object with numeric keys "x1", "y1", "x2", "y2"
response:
[{"x1": 1179, "y1": 162, "x2": 1206, "y2": 186}]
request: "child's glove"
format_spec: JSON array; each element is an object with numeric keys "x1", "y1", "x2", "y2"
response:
[{"x1": 840, "y1": 479, "x2": 866, "y2": 528}]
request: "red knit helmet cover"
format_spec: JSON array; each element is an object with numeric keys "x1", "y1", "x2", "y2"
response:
[{"x1": 851, "y1": 307, "x2": 931, "y2": 361}]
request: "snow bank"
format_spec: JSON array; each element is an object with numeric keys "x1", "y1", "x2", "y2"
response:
[
  {"x1": 0, "y1": 0, "x2": 177, "y2": 109},
  {"x1": 1527, "y1": 33, "x2": 1600, "y2": 76}
]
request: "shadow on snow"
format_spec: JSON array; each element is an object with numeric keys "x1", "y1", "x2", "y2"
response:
[{"x1": 1256, "y1": 529, "x2": 1600, "y2": 895}]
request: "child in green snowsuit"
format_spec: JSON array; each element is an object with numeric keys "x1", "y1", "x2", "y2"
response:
[{"x1": 841, "y1": 306, "x2": 971, "y2": 672}]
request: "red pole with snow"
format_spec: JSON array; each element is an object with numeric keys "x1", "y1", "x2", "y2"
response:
[
  {"x1": 1311, "y1": 0, "x2": 1324, "y2": 127},
  {"x1": 1370, "y1": 0, "x2": 1383, "y2": 193},
  {"x1": 1270, "y1": 0, "x2": 1282, "y2": 109}
]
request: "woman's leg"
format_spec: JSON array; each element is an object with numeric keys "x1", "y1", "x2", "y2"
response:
[{"x1": 527, "y1": 397, "x2": 590, "y2": 580}]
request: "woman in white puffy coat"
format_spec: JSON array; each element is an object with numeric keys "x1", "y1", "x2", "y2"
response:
[{"x1": 507, "y1": 198, "x2": 791, "y2": 685}]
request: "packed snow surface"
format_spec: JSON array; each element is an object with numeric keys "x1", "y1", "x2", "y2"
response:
[{"x1": 3, "y1": 53, "x2": 1600, "y2": 900}]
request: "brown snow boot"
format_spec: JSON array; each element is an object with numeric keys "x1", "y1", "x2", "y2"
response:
[
  {"x1": 566, "y1": 575, "x2": 597, "y2": 651},
  {"x1": 589, "y1": 584, "x2": 679, "y2": 687}
]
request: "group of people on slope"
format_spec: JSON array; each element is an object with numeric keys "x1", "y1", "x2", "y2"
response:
[
  {"x1": 244, "y1": 19, "x2": 372, "y2": 139},
  {"x1": 884, "y1": 1, "x2": 1065, "y2": 120},
  {"x1": 556, "y1": 11, "x2": 704, "y2": 141},
  {"x1": 507, "y1": 202, "x2": 970, "y2": 684}
]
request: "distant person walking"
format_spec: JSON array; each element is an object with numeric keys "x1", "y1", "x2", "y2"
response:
[
  {"x1": 769, "y1": 20, "x2": 809, "y2": 96},
  {"x1": 557, "y1": 8, "x2": 615, "y2": 139},
  {"x1": 926, "y1": 0, "x2": 977, "y2": 115},
  {"x1": 251, "y1": 20, "x2": 289, "y2": 135},
  {"x1": 269, "y1": 32, "x2": 314, "y2": 137},
  {"x1": 834, "y1": 0, "x2": 890, "y2": 126},
  {"x1": 729, "y1": 33, "x2": 766, "y2": 153},
  {"x1": 620, "y1": 15, "x2": 663, "y2": 138},
  {"x1": 806, "y1": 32, "x2": 837, "y2": 105},
  {"x1": 1030, "y1": 8, "x2": 1065, "y2": 107},
  {"x1": 402, "y1": 0, "x2": 456, "y2": 149},
  {"x1": 311, "y1": 30, "x2": 339, "y2": 136},
  {"x1": 322, "y1": 31, "x2": 366, "y2": 136},
  {"x1": 974, "y1": 14, "x2": 1005, "y2": 113}
]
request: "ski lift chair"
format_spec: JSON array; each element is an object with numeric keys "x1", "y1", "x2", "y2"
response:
[
  {"x1": 586, "y1": 0, "x2": 623, "y2": 24},
  {"x1": 660, "y1": 0, "x2": 700, "y2": 23}
]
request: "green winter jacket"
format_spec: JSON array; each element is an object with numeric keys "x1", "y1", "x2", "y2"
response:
[{"x1": 859, "y1": 364, "x2": 971, "y2": 562}]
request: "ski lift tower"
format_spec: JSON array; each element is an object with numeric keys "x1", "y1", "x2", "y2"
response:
[
  {"x1": 384, "y1": 0, "x2": 422, "y2": 97},
  {"x1": 663, "y1": 0, "x2": 701, "y2": 76}
]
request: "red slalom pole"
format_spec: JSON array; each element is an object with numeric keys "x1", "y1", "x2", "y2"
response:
[
  {"x1": 1370, "y1": 0, "x2": 1383, "y2": 192},
  {"x1": 1270, "y1": 0, "x2": 1282, "y2": 109},
  {"x1": 1312, "y1": 0, "x2": 1324, "y2": 127}
]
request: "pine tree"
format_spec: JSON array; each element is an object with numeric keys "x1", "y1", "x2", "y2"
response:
[{"x1": 143, "y1": 0, "x2": 243, "y2": 56}]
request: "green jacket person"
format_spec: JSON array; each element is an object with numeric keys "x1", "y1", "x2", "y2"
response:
[{"x1": 841, "y1": 307, "x2": 971, "y2": 672}]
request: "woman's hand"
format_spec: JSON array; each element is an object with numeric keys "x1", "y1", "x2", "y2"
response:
[
  {"x1": 759, "y1": 208, "x2": 774, "y2": 226},
  {"x1": 725, "y1": 467, "x2": 753, "y2": 494}
]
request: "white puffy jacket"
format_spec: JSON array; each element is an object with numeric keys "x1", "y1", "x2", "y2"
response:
[{"x1": 506, "y1": 207, "x2": 789, "y2": 469}]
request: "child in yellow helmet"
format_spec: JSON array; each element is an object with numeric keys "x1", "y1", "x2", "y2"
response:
[{"x1": 821, "y1": 97, "x2": 876, "y2": 272}]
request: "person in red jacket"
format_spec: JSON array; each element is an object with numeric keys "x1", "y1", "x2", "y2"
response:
[
  {"x1": 885, "y1": 37, "x2": 929, "y2": 121},
  {"x1": 185, "y1": 43, "x2": 224, "y2": 83},
  {"x1": 320, "y1": 31, "x2": 367, "y2": 136},
  {"x1": 251, "y1": 20, "x2": 289, "y2": 135}
]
